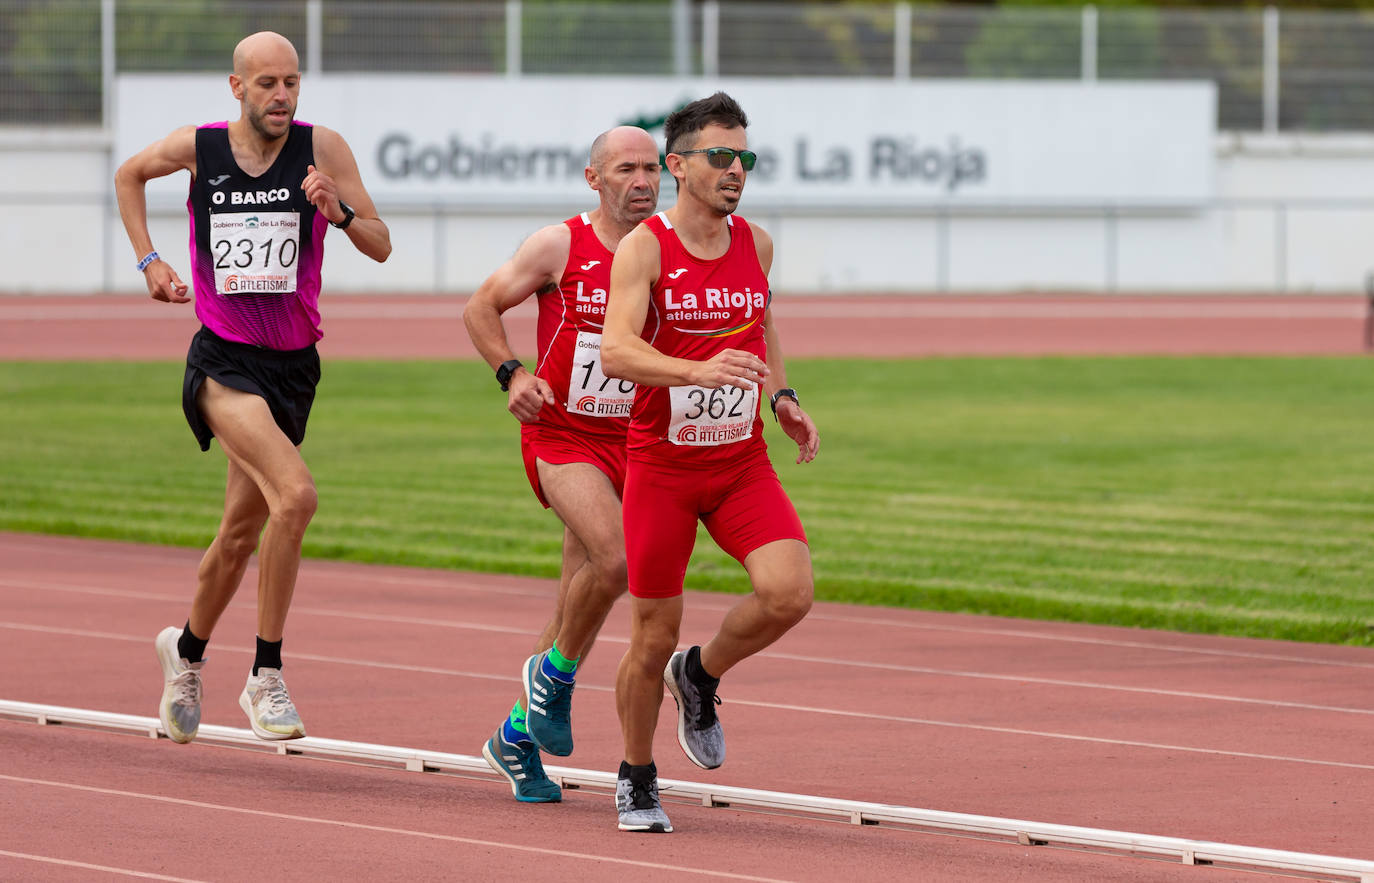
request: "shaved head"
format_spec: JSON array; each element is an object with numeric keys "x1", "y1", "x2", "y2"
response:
[
  {"x1": 584, "y1": 125, "x2": 660, "y2": 230},
  {"x1": 589, "y1": 126, "x2": 658, "y2": 173},
  {"x1": 228, "y1": 31, "x2": 301, "y2": 142},
  {"x1": 233, "y1": 31, "x2": 299, "y2": 78}
]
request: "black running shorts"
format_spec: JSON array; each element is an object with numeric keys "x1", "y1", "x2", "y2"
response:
[{"x1": 182, "y1": 326, "x2": 321, "y2": 452}]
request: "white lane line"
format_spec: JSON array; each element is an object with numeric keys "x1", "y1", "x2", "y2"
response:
[
  {"x1": 0, "y1": 561, "x2": 558, "y2": 601},
  {"x1": 4, "y1": 585, "x2": 1373, "y2": 717},
  {"x1": 0, "y1": 622, "x2": 520, "y2": 686},
  {"x1": 0, "y1": 850, "x2": 205, "y2": 882},
  {"x1": 0, "y1": 774, "x2": 791, "y2": 882},
  {"x1": 0, "y1": 577, "x2": 556, "y2": 637},
  {"x1": 2, "y1": 621, "x2": 1372, "y2": 770},
  {"x1": 5, "y1": 561, "x2": 1373, "y2": 672},
  {"x1": 764, "y1": 649, "x2": 1374, "y2": 716},
  {"x1": 747, "y1": 701, "x2": 1374, "y2": 773},
  {"x1": 0, "y1": 301, "x2": 1361, "y2": 321},
  {"x1": 801, "y1": 612, "x2": 1374, "y2": 671}
]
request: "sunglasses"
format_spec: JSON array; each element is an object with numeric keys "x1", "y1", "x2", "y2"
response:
[{"x1": 677, "y1": 147, "x2": 758, "y2": 171}]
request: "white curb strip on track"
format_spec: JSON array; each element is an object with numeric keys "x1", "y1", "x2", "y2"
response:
[{"x1": 4, "y1": 699, "x2": 1372, "y2": 882}]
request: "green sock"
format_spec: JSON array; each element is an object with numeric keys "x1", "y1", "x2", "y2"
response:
[
  {"x1": 503, "y1": 699, "x2": 531, "y2": 745},
  {"x1": 547, "y1": 642, "x2": 579, "y2": 675}
]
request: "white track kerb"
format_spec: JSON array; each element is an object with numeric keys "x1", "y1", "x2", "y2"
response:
[{"x1": 4, "y1": 699, "x2": 1372, "y2": 882}]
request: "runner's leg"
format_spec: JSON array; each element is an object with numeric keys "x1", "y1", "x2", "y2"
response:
[
  {"x1": 196, "y1": 378, "x2": 317, "y2": 643},
  {"x1": 187, "y1": 459, "x2": 269, "y2": 640},
  {"x1": 537, "y1": 459, "x2": 627, "y2": 661},
  {"x1": 617, "y1": 594, "x2": 683, "y2": 765},
  {"x1": 699, "y1": 538, "x2": 813, "y2": 678}
]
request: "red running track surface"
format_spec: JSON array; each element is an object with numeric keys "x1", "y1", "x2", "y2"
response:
[
  {"x1": 3, "y1": 293, "x2": 1372, "y2": 878},
  {"x1": 0, "y1": 292, "x2": 1369, "y2": 359},
  {"x1": 2, "y1": 533, "x2": 1372, "y2": 881}
]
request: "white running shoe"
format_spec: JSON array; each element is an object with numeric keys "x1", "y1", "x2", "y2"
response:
[
  {"x1": 616, "y1": 770, "x2": 673, "y2": 833},
  {"x1": 238, "y1": 667, "x2": 306, "y2": 740},
  {"x1": 155, "y1": 625, "x2": 204, "y2": 744}
]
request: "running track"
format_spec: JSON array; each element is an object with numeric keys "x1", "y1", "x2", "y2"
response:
[
  {"x1": 0, "y1": 292, "x2": 1369, "y2": 358},
  {"x1": 3, "y1": 294, "x2": 1374, "y2": 880}
]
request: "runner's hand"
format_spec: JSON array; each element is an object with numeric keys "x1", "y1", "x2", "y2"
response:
[
  {"x1": 302, "y1": 164, "x2": 346, "y2": 224},
  {"x1": 144, "y1": 260, "x2": 189, "y2": 304},
  {"x1": 694, "y1": 349, "x2": 768, "y2": 390},
  {"x1": 508, "y1": 369, "x2": 554, "y2": 423},
  {"x1": 776, "y1": 399, "x2": 819, "y2": 464}
]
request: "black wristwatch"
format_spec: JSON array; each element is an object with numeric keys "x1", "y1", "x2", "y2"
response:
[
  {"x1": 330, "y1": 200, "x2": 355, "y2": 230},
  {"x1": 496, "y1": 359, "x2": 523, "y2": 391},
  {"x1": 769, "y1": 387, "x2": 799, "y2": 420}
]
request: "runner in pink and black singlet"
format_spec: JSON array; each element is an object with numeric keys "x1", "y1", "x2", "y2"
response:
[
  {"x1": 114, "y1": 31, "x2": 390, "y2": 749},
  {"x1": 462, "y1": 127, "x2": 661, "y2": 803},
  {"x1": 188, "y1": 120, "x2": 329, "y2": 352},
  {"x1": 601, "y1": 92, "x2": 820, "y2": 834}
]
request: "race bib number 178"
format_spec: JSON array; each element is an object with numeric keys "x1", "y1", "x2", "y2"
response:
[
  {"x1": 211, "y1": 211, "x2": 300, "y2": 295},
  {"x1": 567, "y1": 331, "x2": 635, "y2": 418}
]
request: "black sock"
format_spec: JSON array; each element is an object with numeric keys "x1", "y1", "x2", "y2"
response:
[
  {"x1": 685, "y1": 645, "x2": 720, "y2": 690},
  {"x1": 620, "y1": 760, "x2": 657, "y2": 783},
  {"x1": 253, "y1": 636, "x2": 283, "y2": 675},
  {"x1": 177, "y1": 621, "x2": 208, "y2": 663}
]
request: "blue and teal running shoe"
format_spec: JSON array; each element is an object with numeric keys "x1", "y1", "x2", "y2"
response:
[
  {"x1": 523, "y1": 652, "x2": 575, "y2": 756},
  {"x1": 482, "y1": 727, "x2": 562, "y2": 803}
]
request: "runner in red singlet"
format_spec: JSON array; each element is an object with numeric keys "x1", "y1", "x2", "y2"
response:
[
  {"x1": 602, "y1": 93, "x2": 819, "y2": 833},
  {"x1": 463, "y1": 126, "x2": 661, "y2": 802}
]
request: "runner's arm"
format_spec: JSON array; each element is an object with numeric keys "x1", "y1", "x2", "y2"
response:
[
  {"x1": 762, "y1": 306, "x2": 819, "y2": 463},
  {"x1": 463, "y1": 224, "x2": 569, "y2": 422},
  {"x1": 306, "y1": 126, "x2": 391, "y2": 262},
  {"x1": 602, "y1": 226, "x2": 768, "y2": 390},
  {"x1": 751, "y1": 224, "x2": 817, "y2": 462},
  {"x1": 113, "y1": 125, "x2": 197, "y2": 303}
]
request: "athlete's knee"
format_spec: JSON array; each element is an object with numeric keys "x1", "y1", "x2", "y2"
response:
[
  {"x1": 634, "y1": 631, "x2": 678, "y2": 673},
  {"x1": 587, "y1": 549, "x2": 629, "y2": 597},
  {"x1": 216, "y1": 521, "x2": 262, "y2": 563},
  {"x1": 272, "y1": 480, "x2": 318, "y2": 534},
  {"x1": 630, "y1": 613, "x2": 679, "y2": 670},
  {"x1": 760, "y1": 580, "x2": 813, "y2": 627}
]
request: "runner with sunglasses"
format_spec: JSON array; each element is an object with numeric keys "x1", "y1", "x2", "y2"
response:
[{"x1": 601, "y1": 92, "x2": 820, "y2": 833}]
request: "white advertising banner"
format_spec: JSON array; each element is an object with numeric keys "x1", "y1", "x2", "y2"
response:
[{"x1": 116, "y1": 75, "x2": 1215, "y2": 207}]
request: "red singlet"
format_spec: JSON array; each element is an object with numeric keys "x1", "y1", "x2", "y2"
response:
[
  {"x1": 519, "y1": 213, "x2": 631, "y2": 506},
  {"x1": 622, "y1": 212, "x2": 806, "y2": 598},
  {"x1": 627, "y1": 212, "x2": 769, "y2": 467}
]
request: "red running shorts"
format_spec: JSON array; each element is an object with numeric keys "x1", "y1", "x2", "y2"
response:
[
  {"x1": 623, "y1": 451, "x2": 807, "y2": 599},
  {"x1": 520, "y1": 423, "x2": 627, "y2": 509}
]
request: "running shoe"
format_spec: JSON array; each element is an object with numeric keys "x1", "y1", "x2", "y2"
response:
[
  {"x1": 154, "y1": 625, "x2": 204, "y2": 744},
  {"x1": 522, "y1": 652, "x2": 574, "y2": 756},
  {"x1": 663, "y1": 648, "x2": 725, "y2": 770},
  {"x1": 238, "y1": 667, "x2": 306, "y2": 740},
  {"x1": 616, "y1": 771, "x2": 673, "y2": 833},
  {"x1": 482, "y1": 727, "x2": 563, "y2": 803}
]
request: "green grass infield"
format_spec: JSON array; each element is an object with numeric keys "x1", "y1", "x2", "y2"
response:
[{"x1": 4, "y1": 357, "x2": 1373, "y2": 645}]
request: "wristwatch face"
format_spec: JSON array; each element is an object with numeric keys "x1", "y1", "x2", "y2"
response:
[{"x1": 497, "y1": 360, "x2": 521, "y2": 389}]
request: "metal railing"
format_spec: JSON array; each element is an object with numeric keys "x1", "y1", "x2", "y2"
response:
[{"x1": 7, "y1": 1, "x2": 1374, "y2": 131}]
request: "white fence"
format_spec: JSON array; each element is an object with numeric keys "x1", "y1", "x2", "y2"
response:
[{"x1": 9, "y1": 1, "x2": 1374, "y2": 131}]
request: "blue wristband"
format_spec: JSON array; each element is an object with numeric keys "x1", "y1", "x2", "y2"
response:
[{"x1": 136, "y1": 251, "x2": 159, "y2": 272}]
